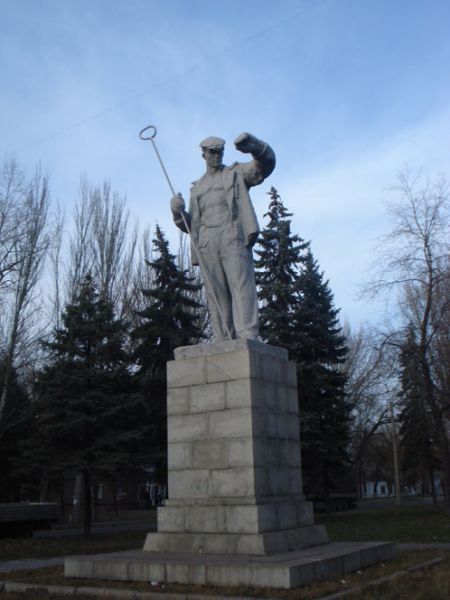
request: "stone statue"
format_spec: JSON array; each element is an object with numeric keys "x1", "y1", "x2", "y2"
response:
[{"x1": 170, "y1": 133, "x2": 275, "y2": 341}]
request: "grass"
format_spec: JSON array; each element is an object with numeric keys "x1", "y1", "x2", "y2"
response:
[
  {"x1": 316, "y1": 504, "x2": 450, "y2": 543},
  {"x1": 2, "y1": 504, "x2": 448, "y2": 562},
  {"x1": 0, "y1": 505, "x2": 450, "y2": 598},
  {"x1": 0, "y1": 531, "x2": 146, "y2": 561}
]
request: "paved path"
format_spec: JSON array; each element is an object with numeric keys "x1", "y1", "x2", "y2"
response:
[
  {"x1": 0, "y1": 556, "x2": 65, "y2": 573},
  {"x1": 397, "y1": 542, "x2": 450, "y2": 551}
]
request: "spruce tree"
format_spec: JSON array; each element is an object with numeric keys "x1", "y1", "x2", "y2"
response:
[
  {"x1": 31, "y1": 274, "x2": 146, "y2": 534},
  {"x1": 254, "y1": 187, "x2": 308, "y2": 350},
  {"x1": 256, "y1": 192, "x2": 351, "y2": 509},
  {"x1": 133, "y1": 226, "x2": 203, "y2": 380},
  {"x1": 398, "y1": 326, "x2": 439, "y2": 498},
  {"x1": 0, "y1": 361, "x2": 32, "y2": 501},
  {"x1": 132, "y1": 226, "x2": 203, "y2": 482},
  {"x1": 294, "y1": 249, "x2": 351, "y2": 507}
]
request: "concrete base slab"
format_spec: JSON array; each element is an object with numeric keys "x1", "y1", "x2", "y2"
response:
[
  {"x1": 65, "y1": 541, "x2": 395, "y2": 589},
  {"x1": 143, "y1": 524, "x2": 329, "y2": 555}
]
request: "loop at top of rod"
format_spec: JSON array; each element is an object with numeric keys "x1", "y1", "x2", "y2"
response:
[{"x1": 139, "y1": 125, "x2": 157, "y2": 140}]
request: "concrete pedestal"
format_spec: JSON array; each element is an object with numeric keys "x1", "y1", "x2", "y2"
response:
[
  {"x1": 65, "y1": 340, "x2": 395, "y2": 589},
  {"x1": 144, "y1": 339, "x2": 328, "y2": 556}
]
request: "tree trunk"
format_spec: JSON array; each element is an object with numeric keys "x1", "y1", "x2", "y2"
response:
[
  {"x1": 91, "y1": 481, "x2": 98, "y2": 523},
  {"x1": 429, "y1": 466, "x2": 437, "y2": 504},
  {"x1": 82, "y1": 471, "x2": 92, "y2": 537},
  {"x1": 113, "y1": 481, "x2": 119, "y2": 517},
  {"x1": 72, "y1": 473, "x2": 83, "y2": 523},
  {"x1": 59, "y1": 478, "x2": 65, "y2": 519},
  {"x1": 357, "y1": 460, "x2": 363, "y2": 499},
  {"x1": 39, "y1": 473, "x2": 49, "y2": 502},
  {"x1": 323, "y1": 469, "x2": 332, "y2": 516}
]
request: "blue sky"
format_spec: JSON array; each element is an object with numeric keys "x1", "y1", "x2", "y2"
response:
[{"x1": 1, "y1": 0, "x2": 450, "y2": 327}]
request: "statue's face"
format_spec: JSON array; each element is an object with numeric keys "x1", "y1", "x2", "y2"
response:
[{"x1": 202, "y1": 147, "x2": 224, "y2": 169}]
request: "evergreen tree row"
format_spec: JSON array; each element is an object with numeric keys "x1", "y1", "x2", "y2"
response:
[
  {"x1": 255, "y1": 188, "x2": 352, "y2": 509},
  {"x1": 5, "y1": 226, "x2": 203, "y2": 533}
]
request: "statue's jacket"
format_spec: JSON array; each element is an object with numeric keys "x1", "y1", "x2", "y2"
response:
[{"x1": 174, "y1": 143, "x2": 275, "y2": 265}]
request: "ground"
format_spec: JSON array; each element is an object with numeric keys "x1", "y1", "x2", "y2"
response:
[{"x1": 0, "y1": 504, "x2": 449, "y2": 598}]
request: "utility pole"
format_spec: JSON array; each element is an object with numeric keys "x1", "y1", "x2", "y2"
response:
[{"x1": 390, "y1": 403, "x2": 401, "y2": 506}]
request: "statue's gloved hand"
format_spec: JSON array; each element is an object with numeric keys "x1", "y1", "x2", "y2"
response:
[
  {"x1": 234, "y1": 132, "x2": 264, "y2": 155},
  {"x1": 170, "y1": 193, "x2": 185, "y2": 214}
]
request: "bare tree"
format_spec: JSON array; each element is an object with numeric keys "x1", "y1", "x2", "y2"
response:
[
  {"x1": 364, "y1": 170, "x2": 450, "y2": 506},
  {"x1": 343, "y1": 324, "x2": 393, "y2": 496},
  {"x1": 90, "y1": 181, "x2": 137, "y2": 313},
  {"x1": 67, "y1": 177, "x2": 94, "y2": 302},
  {"x1": 129, "y1": 226, "x2": 155, "y2": 320},
  {"x1": 0, "y1": 164, "x2": 51, "y2": 434},
  {"x1": 66, "y1": 177, "x2": 137, "y2": 318}
]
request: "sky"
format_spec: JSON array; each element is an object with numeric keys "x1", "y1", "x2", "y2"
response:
[{"x1": 1, "y1": 0, "x2": 450, "y2": 328}]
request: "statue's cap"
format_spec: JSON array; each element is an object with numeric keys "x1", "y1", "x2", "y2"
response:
[{"x1": 199, "y1": 136, "x2": 225, "y2": 150}]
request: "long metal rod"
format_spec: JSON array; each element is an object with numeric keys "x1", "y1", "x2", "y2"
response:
[{"x1": 139, "y1": 125, "x2": 233, "y2": 340}]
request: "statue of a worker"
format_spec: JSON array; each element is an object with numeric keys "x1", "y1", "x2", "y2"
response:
[{"x1": 170, "y1": 132, "x2": 275, "y2": 341}]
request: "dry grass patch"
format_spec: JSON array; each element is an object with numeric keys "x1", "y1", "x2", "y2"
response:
[{"x1": 0, "y1": 531, "x2": 146, "y2": 561}]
